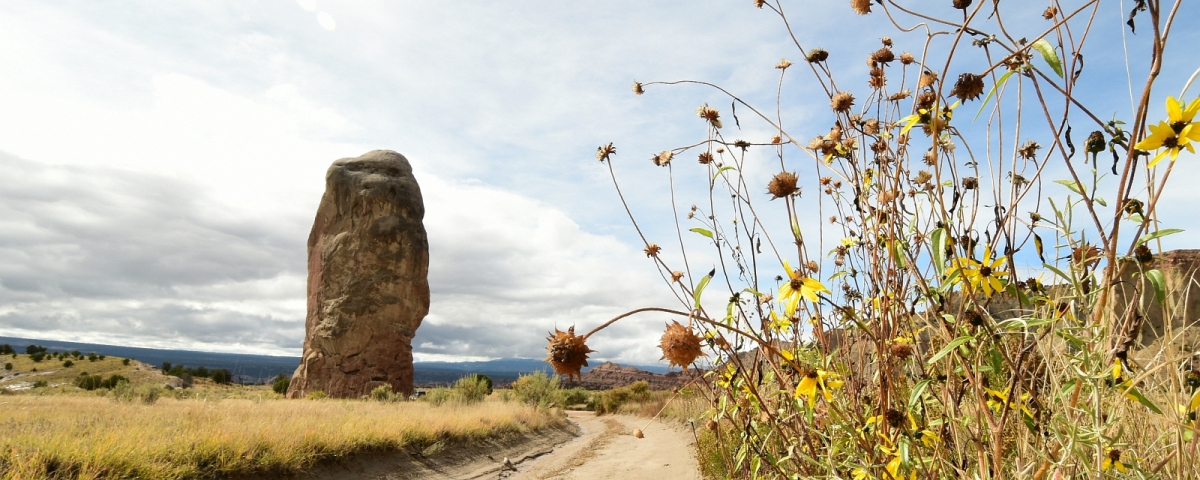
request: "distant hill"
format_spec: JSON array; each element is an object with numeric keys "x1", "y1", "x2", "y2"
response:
[{"x1": 0, "y1": 336, "x2": 678, "y2": 386}]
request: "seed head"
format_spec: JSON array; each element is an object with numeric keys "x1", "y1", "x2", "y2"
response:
[
  {"x1": 884, "y1": 409, "x2": 905, "y2": 428},
  {"x1": 768, "y1": 172, "x2": 800, "y2": 199},
  {"x1": 868, "y1": 68, "x2": 886, "y2": 89},
  {"x1": 1086, "y1": 131, "x2": 1106, "y2": 155},
  {"x1": 659, "y1": 321, "x2": 706, "y2": 371},
  {"x1": 632, "y1": 81, "x2": 644, "y2": 95},
  {"x1": 918, "y1": 70, "x2": 938, "y2": 89},
  {"x1": 881, "y1": 37, "x2": 893, "y2": 47},
  {"x1": 870, "y1": 48, "x2": 895, "y2": 65},
  {"x1": 771, "y1": 134, "x2": 783, "y2": 144},
  {"x1": 775, "y1": 58, "x2": 792, "y2": 69},
  {"x1": 916, "y1": 91, "x2": 936, "y2": 110},
  {"x1": 831, "y1": 92, "x2": 855, "y2": 113},
  {"x1": 900, "y1": 52, "x2": 915, "y2": 65},
  {"x1": 754, "y1": 0, "x2": 766, "y2": 8},
  {"x1": 962, "y1": 177, "x2": 978, "y2": 190},
  {"x1": 1071, "y1": 244, "x2": 1101, "y2": 269},
  {"x1": 1135, "y1": 244, "x2": 1153, "y2": 264},
  {"x1": 964, "y1": 309, "x2": 984, "y2": 326},
  {"x1": 952, "y1": 0, "x2": 971, "y2": 9},
  {"x1": 596, "y1": 143, "x2": 616, "y2": 162},
  {"x1": 806, "y1": 49, "x2": 829, "y2": 63},
  {"x1": 915, "y1": 170, "x2": 932, "y2": 184},
  {"x1": 545, "y1": 327, "x2": 595, "y2": 381},
  {"x1": 1043, "y1": 6, "x2": 1058, "y2": 19},
  {"x1": 1018, "y1": 140, "x2": 1041, "y2": 160},
  {"x1": 652, "y1": 151, "x2": 673, "y2": 167},
  {"x1": 644, "y1": 243, "x2": 661, "y2": 257},
  {"x1": 850, "y1": 0, "x2": 871, "y2": 15},
  {"x1": 697, "y1": 104, "x2": 723, "y2": 129},
  {"x1": 951, "y1": 73, "x2": 985, "y2": 102},
  {"x1": 1124, "y1": 198, "x2": 1144, "y2": 216},
  {"x1": 633, "y1": 428, "x2": 644, "y2": 438},
  {"x1": 889, "y1": 89, "x2": 912, "y2": 101},
  {"x1": 671, "y1": 271, "x2": 684, "y2": 282},
  {"x1": 698, "y1": 151, "x2": 714, "y2": 164}
]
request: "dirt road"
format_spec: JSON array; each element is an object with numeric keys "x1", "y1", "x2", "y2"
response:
[{"x1": 506, "y1": 411, "x2": 701, "y2": 480}]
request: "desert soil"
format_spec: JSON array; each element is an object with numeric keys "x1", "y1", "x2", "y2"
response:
[{"x1": 286, "y1": 410, "x2": 701, "y2": 480}]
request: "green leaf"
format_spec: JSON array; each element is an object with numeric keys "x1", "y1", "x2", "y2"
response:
[
  {"x1": 1123, "y1": 385, "x2": 1164, "y2": 414},
  {"x1": 931, "y1": 228, "x2": 947, "y2": 276},
  {"x1": 908, "y1": 379, "x2": 932, "y2": 410},
  {"x1": 1136, "y1": 228, "x2": 1183, "y2": 246},
  {"x1": 790, "y1": 215, "x2": 801, "y2": 240},
  {"x1": 890, "y1": 241, "x2": 907, "y2": 268},
  {"x1": 975, "y1": 70, "x2": 1015, "y2": 121},
  {"x1": 1095, "y1": 197, "x2": 1107, "y2": 207},
  {"x1": 1054, "y1": 179, "x2": 1083, "y2": 195},
  {"x1": 690, "y1": 227, "x2": 714, "y2": 239},
  {"x1": 1032, "y1": 39, "x2": 1063, "y2": 78},
  {"x1": 712, "y1": 165, "x2": 736, "y2": 180},
  {"x1": 1044, "y1": 263, "x2": 1074, "y2": 285},
  {"x1": 927, "y1": 336, "x2": 974, "y2": 365},
  {"x1": 693, "y1": 269, "x2": 715, "y2": 309},
  {"x1": 1145, "y1": 269, "x2": 1166, "y2": 306}
]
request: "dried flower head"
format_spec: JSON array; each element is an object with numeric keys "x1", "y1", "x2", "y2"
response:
[
  {"x1": 545, "y1": 327, "x2": 595, "y2": 381},
  {"x1": 915, "y1": 170, "x2": 933, "y2": 184},
  {"x1": 918, "y1": 70, "x2": 939, "y2": 89},
  {"x1": 652, "y1": 150, "x2": 673, "y2": 166},
  {"x1": 863, "y1": 118, "x2": 880, "y2": 135},
  {"x1": 697, "y1": 104, "x2": 722, "y2": 129},
  {"x1": 870, "y1": 48, "x2": 895, "y2": 65},
  {"x1": 1135, "y1": 244, "x2": 1153, "y2": 264},
  {"x1": 659, "y1": 321, "x2": 706, "y2": 370},
  {"x1": 850, "y1": 0, "x2": 871, "y2": 14},
  {"x1": 889, "y1": 89, "x2": 912, "y2": 101},
  {"x1": 733, "y1": 139, "x2": 751, "y2": 151},
  {"x1": 671, "y1": 271, "x2": 685, "y2": 282},
  {"x1": 806, "y1": 49, "x2": 829, "y2": 63},
  {"x1": 698, "y1": 151, "x2": 714, "y2": 165},
  {"x1": 768, "y1": 172, "x2": 800, "y2": 199},
  {"x1": 869, "y1": 68, "x2": 886, "y2": 89},
  {"x1": 962, "y1": 177, "x2": 979, "y2": 190},
  {"x1": 1018, "y1": 140, "x2": 1041, "y2": 160},
  {"x1": 951, "y1": 73, "x2": 985, "y2": 102},
  {"x1": 775, "y1": 58, "x2": 792, "y2": 69},
  {"x1": 1124, "y1": 198, "x2": 1145, "y2": 216},
  {"x1": 900, "y1": 52, "x2": 915, "y2": 65},
  {"x1": 953, "y1": 0, "x2": 971, "y2": 9},
  {"x1": 831, "y1": 92, "x2": 855, "y2": 112},
  {"x1": 1043, "y1": 6, "x2": 1058, "y2": 19},
  {"x1": 771, "y1": 134, "x2": 783, "y2": 144},
  {"x1": 916, "y1": 91, "x2": 937, "y2": 110},
  {"x1": 890, "y1": 338, "x2": 914, "y2": 359},
  {"x1": 644, "y1": 243, "x2": 661, "y2": 257},
  {"x1": 596, "y1": 143, "x2": 616, "y2": 162},
  {"x1": 632, "y1": 81, "x2": 644, "y2": 95},
  {"x1": 755, "y1": 0, "x2": 766, "y2": 8},
  {"x1": 881, "y1": 36, "x2": 893, "y2": 47},
  {"x1": 884, "y1": 408, "x2": 906, "y2": 427},
  {"x1": 1072, "y1": 244, "x2": 1101, "y2": 269},
  {"x1": 964, "y1": 309, "x2": 984, "y2": 326}
]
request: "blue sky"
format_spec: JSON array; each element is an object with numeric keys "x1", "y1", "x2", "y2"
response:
[{"x1": 0, "y1": 1, "x2": 1196, "y2": 365}]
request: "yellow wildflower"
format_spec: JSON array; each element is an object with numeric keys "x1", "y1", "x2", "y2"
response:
[
  {"x1": 1101, "y1": 448, "x2": 1129, "y2": 473},
  {"x1": 794, "y1": 368, "x2": 842, "y2": 408},
  {"x1": 986, "y1": 387, "x2": 1034, "y2": 418},
  {"x1": 948, "y1": 246, "x2": 1008, "y2": 297},
  {"x1": 1135, "y1": 96, "x2": 1200, "y2": 167},
  {"x1": 778, "y1": 260, "x2": 830, "y2": 316}
]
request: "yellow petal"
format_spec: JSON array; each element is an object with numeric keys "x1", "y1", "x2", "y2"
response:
[
  {"x1": 1183, "y1": 97, "x2": 1200, "y2": 123},
  {"x1": 1148, "y1": 149, "x2": 1171, "y2": 168},
  {"x1": 1168, "y1": 96, "x2": 1184, "y2": 123}
]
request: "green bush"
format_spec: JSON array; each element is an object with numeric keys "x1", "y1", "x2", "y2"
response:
[
  {"x1": 122, "y1": 358, "x2": 130, "y2": 366},
  {"x1": 559, "y1": 387, "x2": 592, "y2": 407},
  {"x1": 29, "y1": 352, "x2": 44, "y2": 362},
  {"x1": 594, "y1": 381, "x2": 651, "y2": 415},
  {"x1": 419, "y1": 387, "x2": 453, "y2": 406},
  {"x1": 0, "y1": 344, "x2": 12, "y2": 355},
  {"x1": 112, "y1": 382, "x2": 161, "y2": 404},
  {"x1": 272, "y1": 374, "x2": 291, "y2": 395},
  {"x1": 370, "y1": 384, "x2": 404, "y2": 402},
  {"x1": 452, "y1": 375, "x2": 490, "y2": 404},
  {"x1": 210, "y1": 369, "x2": 232, "y2": 384},
  {"x1": 75, "y1": 374, "x2": 104, "y2": 390},
  {"x1": 32, "y1": 380, "x2": 48, "y2": 388},
  {"x1": 3, "y1": 363, "x2": 11, "y2": 371},
  {"x1": 511, "y1": 371, "x2": 561, "y2": 408},
  {"x1": 306, "y1": 390, "x2": 327, "y2": 400},
  {"x1": 62, "y1": 360, "x2": 74, "y2": 368},
  {"x1": 101, "y1": 375, "x2": 129, "y2": 389}
]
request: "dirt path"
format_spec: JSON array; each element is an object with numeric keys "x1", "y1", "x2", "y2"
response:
[{"x1": 506, "y1": 411, "x2": 701, "y2": 480}]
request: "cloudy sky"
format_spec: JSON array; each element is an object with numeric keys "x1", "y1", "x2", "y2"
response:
[{"x1": 0, "y1": 1, "x2": 1196, "y2": 365}]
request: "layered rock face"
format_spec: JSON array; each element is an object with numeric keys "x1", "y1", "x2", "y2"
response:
[
  {"x1": 1111, "y1": 250, "x2": 1200, "y2": 367},
  {"x1": 566, "y1": 361, "x2": 703, "y2": 390},
  {"x1": 288, "y1": 150, "x2": 429, "y2": 399}
]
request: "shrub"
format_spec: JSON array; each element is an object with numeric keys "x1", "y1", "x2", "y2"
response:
[
  {"x1": 452, "y1": 375, "x2": 490, "y2": 404},
  {"x1": 75, "y1": 375, "x2": 103, "y2": 390},
  {"x1": 271, "y1": 374, "x2": 291, "y2": 395},
  {"x1": 62, "y1": 360, "x2": 73, "y2": 368},
  {"x1": 0, "y1": 344, "x2": 12, "y2": 355},
  {"x1": 122, "y1": 358, "x2": 130, "y2": 366},
  {"x1": 370, "y1": 384, "x2": 401, "y2": 402},
  {"x1": 32, "y1": 380, "x2": 48, "y2": 388},
  {"x1": 161, "y1": 362, "x2": 171, "y2": 372},
  {"x1": 25, "y1": 345, "x2": 45, "y2": 355},
  {"x1": 3, "y1": 363, "x2": 11, "y2": 371},
  {"x1": 112, "y1": 383, "x2": 161, "y2": 404},
  {"x1": 210, "y1": 369, "x2": 232, "y2": 384},
  {"x1": 419, "y1": 387, "x2": 453, "y2": 406},
  {"x1": 100, "y1": 375, "x2": 129, "y2": 389},
  {"x1": 29, "y1": 352, "x2": 44, "y2": 362},
  {"x1": 511, "y1": 371, "x2": 561, "y2": 408},
  {"x1": 178, "y1": 373, "x2": 194, "y2": 388},
  {"x1": 193, "y1": 366, "x2": 209, "y2": 378},
  {"x1": 87, "y1": 353, "x2": 98, "y2": 362},
  {"x1": 306, "y1": 390, "x2": 327, "y2": 400}
]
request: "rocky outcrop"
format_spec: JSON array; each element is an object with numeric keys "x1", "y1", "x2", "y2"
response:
[
  {"x1": 566, "y1": 362, "x2": 703, "y2": 390},
  {"x1": 288, "y1": 150, "x2": 430, "y2": 399},
  {"x1": 1111, "y1": 250, "x2": 1200, "y2": 368}
]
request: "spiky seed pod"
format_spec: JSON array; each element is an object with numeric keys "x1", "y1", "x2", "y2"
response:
[
  {"x1": 632, "y1": 82, "x2": 644, "y2": 95},
  {"x1": 953, "y1": 0, "x2": 971, "y2": 9},
  {"x1": 644, "y1": 243, "x2": 661, "y2": 257},
  {"x1": 659, "y1": 321, "x2": 706, "y2": 370},
  {"x1": 1086, "y1": 131, "x2": 1107, "y2": 155},
  {"x1": 775, "y1": 58, "x2": 792, "y2": 69},
  {"x1": 696, "y1": 104, "x2": 723, "y2": 129},
  {"x1": 698, "y1": 151, "x2": 714, "y2": 164},
  {"x1": 868, "y1": 68, "x2": 886, "y2": 89},
  {"x1": 881, "y1": 37, "x2": 893, "y2": 47},
  {"x1": 545, "y1": 327, "x2": 595, "y2": 381},
  {"x1": 1043, "y1": 6, "x2": 1058, "y2": 19},
  {"x1": 831, "y1": 92, "x2": 855, "y2": 112},
  {"x1": 771, "y1": 134, "x2": 783, "y2": 144},
  {"x1": 870, "y1": 48, "x2": 895, "y2": 65},
  {"x1": 596, "y1": 143, "x2": 616, "y2": 162},
  {"x1": 951, "y1": 73, "x2": 985, "y2": 101},
  {"x1": 916, "y1": 91, "x2": 936, "y2": 110},
  {"x1": 914, "y1": 170, "x2": 932, "y2": 184},
  {"x1": 1135, "y1": 244, "x2": 1154, "y2": 264},
  {"x1": 962, "y1": 177, "x2": 978, "y2": 190},
  {"x1": 1072, "y1": 244, "x2": 1101, "y2": 269},
  {"x1": 900, "y1": 52, "x2": 915, "y2": 65},
  {"x1": 850, "y1": 0, "x2": 871, "y2": 14},
  {"x1": 1018, "y1": 140, "x2": 1041, "y2": 160},
  {"x1": 863, "y1": 118, "x2": 880, "y2": 135},
  {"x1": 806, "y1": 49, "x2": 829, "y2": 63},
  {"x1": 768, "y1": 172, "x2": 800, "y2": 199},
  {"x1": 890, "y1": 341, "x2": 914, "y2": 360}
]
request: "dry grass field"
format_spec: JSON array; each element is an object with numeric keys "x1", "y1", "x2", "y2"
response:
[{"x1": 0, "y1": 392, "x2": 563, "y2": 479}]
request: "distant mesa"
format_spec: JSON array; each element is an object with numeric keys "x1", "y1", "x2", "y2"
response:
[
  {"x1": 288, "y1": 150, "x2": 430, "y2": 399},
  {"x1": 565, "y1": 361, "x2": 703, "y2": 390}
]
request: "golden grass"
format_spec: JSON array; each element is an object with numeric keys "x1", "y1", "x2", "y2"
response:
[{"x1": 0, "y1": 395, "x2": 563, "y2": 479}]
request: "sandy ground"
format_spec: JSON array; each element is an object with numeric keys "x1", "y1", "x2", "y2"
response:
[
  {"x1": 275, "y1": 410, "x2": 701, "y2": 480},
  {"x1": 506, "y1": 411, "x2": 701, "y2": 480}
]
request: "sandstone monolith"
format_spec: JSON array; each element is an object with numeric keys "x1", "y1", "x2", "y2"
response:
[{"x1": 288, "y1": 150, "x2": 429, "y2": 398}]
